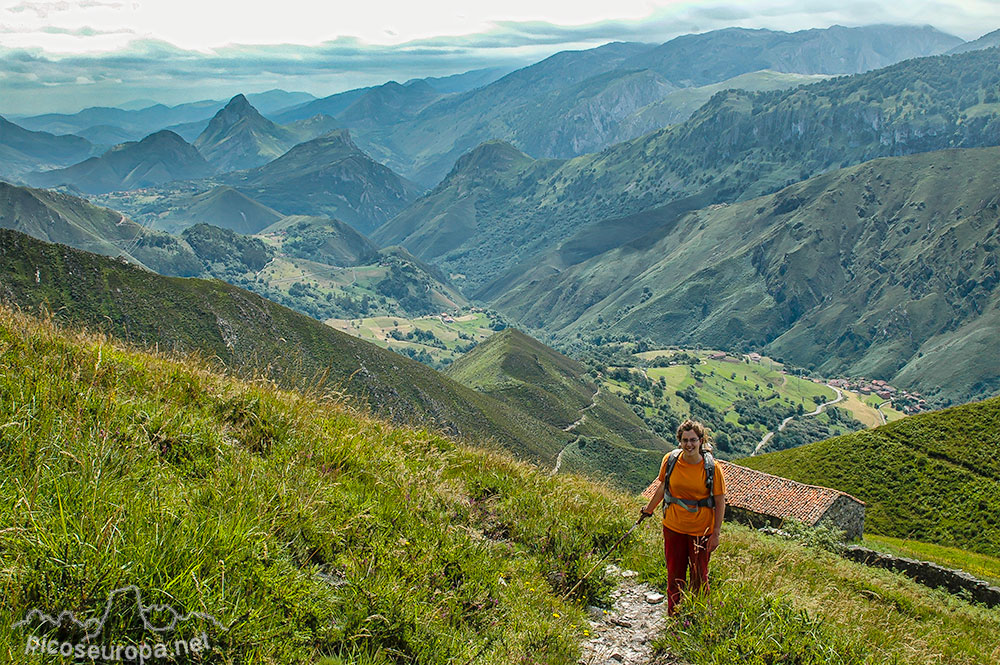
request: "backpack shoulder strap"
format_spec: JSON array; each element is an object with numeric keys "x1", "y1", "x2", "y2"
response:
[{"x1": 703, "y1": 452, "x2": 716, "y2": 504}]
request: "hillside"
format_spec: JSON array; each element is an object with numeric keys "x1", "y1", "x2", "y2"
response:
[
  {"x1": 26, "y1": 130, "x2": 212, "y2": 194},
  {"x1": 259, "y1": 214, "x2": 378, "y2": 266},
  {"x1": 0, "y1": 229, "x2": 568, "y2": 464},
  {"x1": 0, "y1": 115, "x2": 95, "y2": 178},
  {"x1": 740, "y1": 395, "x2": 1000, "y2": 556},
  {"x1": 149, "y1": 185, "x2": 284, "y2": 234},
  {"x1": 621, "y1": 25, "x2": 961, "y2": 85},
  {"x1": 222, "y1": 129, "x2": 421, "y2": 234},
  {"x1": 0, "y1": 181, "x2": 202, "y2": 276},
  {"x1": 193, "y1": 94, "x2": 299, "y2": 173},
  {"x1": 493, "y1": 146, "x2": 1000, "y2": 405},
  {"x1": 384, "y1": 46, "x2": 1000, "y2": 296},
  {"x1": 0, "y1": 301, "x2": 996, "y2": 664},
  {"x1": 342, "y1": 26, "x2": 957, "y2": 186},
  {"x1": 446, "y1": 329, "x2": 672, "y2": 491}
]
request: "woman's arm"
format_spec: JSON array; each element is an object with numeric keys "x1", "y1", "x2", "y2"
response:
[
  {"x1": 641, "y1": 479, "x2": 665, "y2": 517},
  {"x1": 707, "y1": 494, "x2": 726, "y2": 552}
]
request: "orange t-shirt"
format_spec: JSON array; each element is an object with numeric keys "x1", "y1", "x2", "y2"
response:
[{"x1": 657, "y1": 452, "x2": 727, "y2": 536}]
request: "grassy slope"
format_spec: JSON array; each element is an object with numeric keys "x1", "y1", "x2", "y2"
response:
[
  {"x1": 0, "y1": 181, "x2": 204, "y2": 277},
  {"x1": 446, "y1": 329, "x2": 672, "y2": 491},
  {"x1": 0, "y1": 229, "x2": 568, "y2": 464},
  {"x1": 864, "y1": 535, "x2": 1000, "y2": 587},
  {"x1": 0, "y1": 307, "x2": 996, "y2": 664},
  {"x1": 740, "y1": 395, "x2": 1000, "y2": 556}
]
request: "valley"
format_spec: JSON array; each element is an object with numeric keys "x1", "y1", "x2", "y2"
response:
[{"x1": 2, "y1": 16, "x2": 999, "y2": 663}]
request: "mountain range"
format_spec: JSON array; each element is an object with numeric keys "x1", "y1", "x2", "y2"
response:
[
  {"x1": 26, "y1": 130, "x2": 212, "y2": 194},
  {"x1": 378, "y1": 45, "x2": 1000, "y2": 300}
]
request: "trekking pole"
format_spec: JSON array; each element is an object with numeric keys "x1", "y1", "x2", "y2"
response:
[{"x1": 561, "y1": 511, "x2": 651, "y2": 601}]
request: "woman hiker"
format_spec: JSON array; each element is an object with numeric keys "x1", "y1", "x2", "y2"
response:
[{"x1": 640, "y1": 419, "x2": 727, "y2": 615}]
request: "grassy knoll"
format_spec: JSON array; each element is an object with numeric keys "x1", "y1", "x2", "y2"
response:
[
  {"x1": 864, "y1": 535, "x2": 1000, "y2": 587},
  {"x1": 326, "y1": 312, "x2": 496, "y2": 367},
  {"x1": 741, "y1": 395, "x2": 1000, "y2": 556},
  {"x1": 446, "y1": 329, "x2": 672, "y2": 491},
  {"x1": 0, "y1": 308, "x2": 997, "y2": 664}
]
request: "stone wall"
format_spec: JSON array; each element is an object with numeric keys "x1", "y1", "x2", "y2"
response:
[
  {"x1": 844, "y1": 545, "x2": 1000, "y2": 607},
  {"x1": 725, "y1": 506, "x2": 781, "y2": 530},
  {"x1": 819, "y1": 495, "x2": 865, "y2": 540}
]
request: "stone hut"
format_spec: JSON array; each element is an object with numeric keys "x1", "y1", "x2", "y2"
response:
[{"x1": 641, "y1": 460, "x2": 866, "y2": 539}]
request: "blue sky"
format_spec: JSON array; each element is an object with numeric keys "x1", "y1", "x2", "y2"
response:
[{"x1": 2, "y1": 0, "x2": 998, "y2": 115}]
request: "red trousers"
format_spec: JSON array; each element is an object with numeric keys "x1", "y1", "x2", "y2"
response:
[{"x1": 663, "y1": 526, "x2": 711, "y2": 615}]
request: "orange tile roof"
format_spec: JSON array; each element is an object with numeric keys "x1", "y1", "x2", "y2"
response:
[{"x1": 640, "y1": 460, "x2": 863, "y2": 525}]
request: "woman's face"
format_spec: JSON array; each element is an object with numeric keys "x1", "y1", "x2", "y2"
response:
[{"x1": 679, "y1": 430, "x2": 701, "y2": 454}]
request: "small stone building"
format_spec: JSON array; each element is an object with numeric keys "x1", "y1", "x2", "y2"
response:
[{"x1": 641, "y1": 460, "x2": 866, "y2": 540}]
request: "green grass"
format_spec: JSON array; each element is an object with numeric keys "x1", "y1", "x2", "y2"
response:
[
  {"x1": 1, "y1": 307, "x2": 998, "y2": 664},
  {"x1": 0, "y1": 229, "x2": 567, "y2": 466},
  {"x1": 740, "y1": 395, "x2": 1000, "y2": 555},
  {"x1": 635, "y1": 525, "x2": 1000, "y2": 665},
  {"x1": 864, "y1": 535, "x2": 1000, "y2": 587},
  {"x1": 327, "y1": 312, "x2": 495, "y2": 367}
]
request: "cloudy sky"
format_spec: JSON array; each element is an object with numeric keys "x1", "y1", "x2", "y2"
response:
[{"x1": 2, "y1": 0, "x2": 999, "y2": 115}]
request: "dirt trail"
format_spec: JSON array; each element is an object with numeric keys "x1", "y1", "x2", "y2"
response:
[
  {"x1": 752, "y1": 385, "x2": 844, "y2": 456},
  {"x1": 551, "y1": 384, "x2": 601, "y2": 476},
  {"x1": 578, "y1": 566, "x2": 680, "y2": 665}
]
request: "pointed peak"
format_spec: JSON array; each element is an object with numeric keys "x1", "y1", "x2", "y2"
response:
[{"x1": 225, "y1": 93, "x2": 252, "y2": 110}]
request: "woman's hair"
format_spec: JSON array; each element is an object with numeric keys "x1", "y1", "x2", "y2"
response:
[{"x1": 676, "y1": 419, "x2": 713, "y2": 453}]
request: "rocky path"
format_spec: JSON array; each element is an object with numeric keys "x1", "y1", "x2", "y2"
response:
[{"x1": 578, "y1": 566, "x2": 678, "y2": 665}]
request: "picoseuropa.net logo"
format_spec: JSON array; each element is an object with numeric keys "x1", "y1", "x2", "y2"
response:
[{"x1": 13, "y1": 585, "x2": 224, "y2": 662}]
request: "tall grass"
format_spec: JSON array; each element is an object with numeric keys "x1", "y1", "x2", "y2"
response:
[{"x1": 1, "y1": 306, "x2": 998, "y2": 664}]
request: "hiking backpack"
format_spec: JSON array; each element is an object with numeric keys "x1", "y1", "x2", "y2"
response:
[{"x1": 662, "y1": 448, "x2": 716, "y2": 515}]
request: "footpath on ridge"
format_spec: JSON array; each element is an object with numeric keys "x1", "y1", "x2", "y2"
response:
[{"x1": 551, "y1": 383, "x2": 601, "y2": 476}]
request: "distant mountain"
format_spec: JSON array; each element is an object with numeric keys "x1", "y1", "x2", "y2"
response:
[
  {"x1": 151, "y1": 186, "x2": 283, "y2": 235},
  {"x1": 371, "y1": 140, "x2": 559, "y2": 263},
  {"x1": 16, "y1": 100, "x2": 222, "y2": 139},
  {"x1": 382, "y1": 46, "x2": 1000, "y2": 296},
  {"x1": 0, "y1": 181, "x2": 202, "y2": 276},
  {"x1": 332, "y1": 25, "x2": 960, "y2": 186},
  {"x1": 368, "y1": 41, "x2": 654, "y2": 185},
  {"x1": 259, "y1": 215, "x2": 377, "y2": 266},
  {"x1": 494, "y1": 146, "x2": 1000, "y2": 405},
  {"x1": 0, "y1": 228, "x2": 571, "y2": 464},
  {"x1": 74, "y1": 124, "x2": 142, "y2": 146},
  {"x1": 222, "y1": 129, "x2": 421, "y2": 234},
  {"x1": 947, "y1": 28, "x2": 1000, "y2": 54},
  {"x1": 337, "y1": 80, "x2": 441, "y2": 128},
  {"x1": 0, "y1": 116, "x2": 95, "y2": 177},
  {"x1": 610, "y1": 70, "x2": 829, "y2": 141},
  {"x1": 27, "y1": 130, "x2": 212, "y2": 194},
  {"x1": 270, "y1": 87, "x2": 375, "y2": 125},
  {"x1": 446, "y1": 328, "x2": 671, "y2": 491},
  {"x1": 193, "y1": 95, "x2": 298, "y2": 173},
  {"x1": 17, "y1": 90, "x2": 315, "y2": 141},
  {"x1": 413, "y1": 66, "x2": 513, "y2": 93},
  {"x1": 740, "y1": 395, "x2": 1000, "y2": 556},
  {"x1": 621, "y1": 25, "x2": 962, "y2": 85}
]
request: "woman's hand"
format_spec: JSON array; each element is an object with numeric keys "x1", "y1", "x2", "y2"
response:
[{"x1": 706, "y1": 532, "x2": 720, "y2": 553}]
